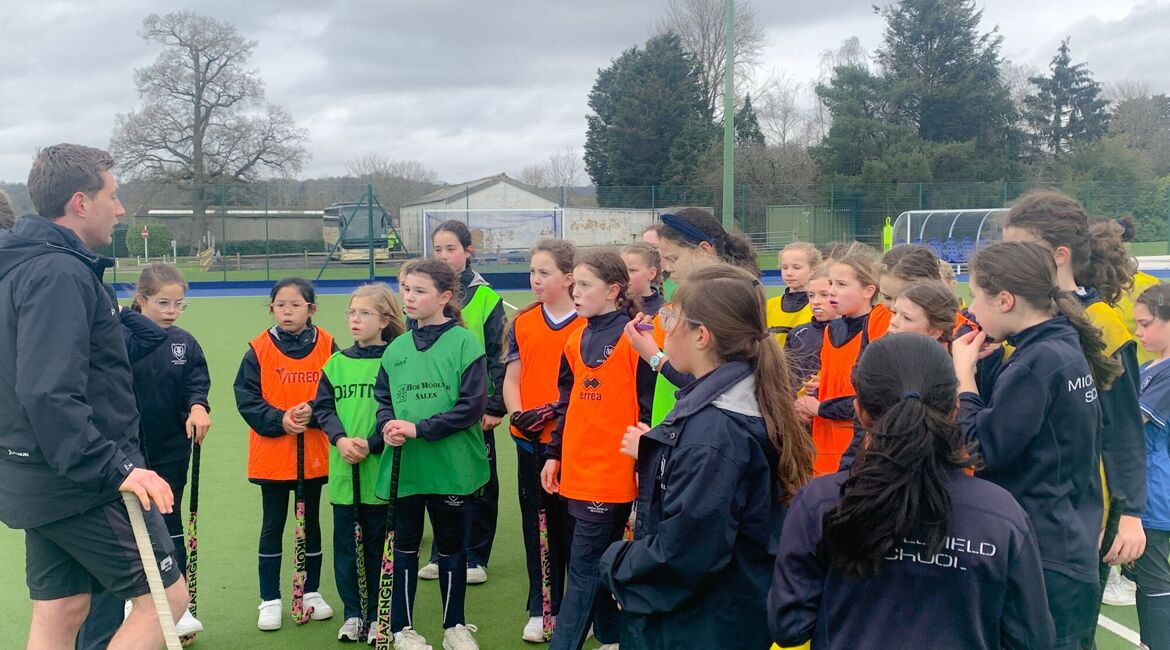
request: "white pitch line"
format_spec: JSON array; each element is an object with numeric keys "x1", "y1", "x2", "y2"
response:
[
  {"x1": 502, "y1": 300, "x2": 518, "y2": 311},
  {"x1": 1098, "y1": 613, "x2": 1141, "y2": 646}
]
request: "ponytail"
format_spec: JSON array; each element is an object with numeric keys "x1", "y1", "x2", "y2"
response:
[
  {"x1": 819, "y1": 333, "x2": 976, "y2": 578},
  {"x1": 1054, "y1": 290, "x2": 1122, "y2": 390},
  {"x1": 671, "y1": 264, "x2": 814, "y2": 502},
  {"x1": 756, "y1": 336, "x2": 816, "y2": 500},
  {"x1": 1086, "y1": 220, "x2": 1137, "y2": 306},
  {"x1": 1004, "y1": 190, "x2": 1136, "y2": 306}
]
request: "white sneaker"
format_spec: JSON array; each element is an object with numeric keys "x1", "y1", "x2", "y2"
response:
[
  {"x1": 338, "y1": 616, "x2": 363, "y2": 642},
  {"x1": 367, "y1": 625, "x2": 379, "y2": 645},
  {"x1": 596, "y1": 645, "x2": 620, "y2": 650},
  {"x1": 394, "y1": 626, "x2": 433, "y2": 650},
  {"x1": 442, "y1": 623, "x2": 479, "y2": 650},
  {"x1": 522, "y1": 616, "x2": 545, "y2": 642},
  {"x1": 466, "y1": 565, "x2": 488, "y2": 585},
  {"x1": 418, "y1": 562, "x2": 440, "y2": 580},
  {"x1": 303, "y1": 592, "x2": 334, "y2": 620},
  {"x1": 258, "y1": 599, "x2": 282, "y2": 631},
  {"x1": 176, "y1": 610, "x2": 204, "y2": 636},
  {"x1": 1103, "y1": 567, "x2": 1137, "y2": 606}
]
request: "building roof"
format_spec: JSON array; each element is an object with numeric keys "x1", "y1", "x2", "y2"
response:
[{"x1": 400, "y1": 173, "x2": 550, "y2": 208}]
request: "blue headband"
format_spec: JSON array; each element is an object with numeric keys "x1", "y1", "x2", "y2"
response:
[{"x1": 660, "y1": 213, "x2": 715, "y2": 246}]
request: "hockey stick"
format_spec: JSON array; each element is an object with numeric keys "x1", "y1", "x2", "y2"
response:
[
  {"x1": 373, "y1": 445, "x2": 402, "y2": 650},
  {"x1": 353, "y1": 462, "x2": 369, "y2": 637},
  {"x1": 291, "y1": 433, "x2": 314, "y2": 624},
  {"x1": 121, "y1": 492, "x2": 182, "y2": 650},
  {"x1": 532, "y1": 441, "x2": 554, "y2": 640},
  {"x1": 186, "y1": 438, "x2": 200, "y2": 618}
]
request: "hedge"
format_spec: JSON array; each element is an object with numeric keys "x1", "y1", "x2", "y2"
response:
[
  {"x1": 219, "y1": 239, "x2": 327, "y2": 256},
  {"x1": 123, "y1": 223, "x2": 175, "y2": 258}
]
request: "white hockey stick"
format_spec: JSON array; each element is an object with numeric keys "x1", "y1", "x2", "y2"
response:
[{"x1": 121, "y1": 492, "x2": 182, "y2": 650}]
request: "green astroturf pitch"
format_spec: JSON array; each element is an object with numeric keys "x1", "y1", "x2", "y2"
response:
[{"x1": 0, "y1": 287, "x2": 1144, "y2": 649}]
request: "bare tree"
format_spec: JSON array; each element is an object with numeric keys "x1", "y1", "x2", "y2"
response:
[
  {"x1": 109, "y1": 11, "x2": 309, "y2": 242},
  {"x1": 345, "y1": 154, "x2": 440, "y2": 184},
  {"x1": 517, "y1": 164, "x2": 552, "y2": 190},
  {"x1": 1107, "y1": 79, "x2": 1153, "y2": 103},
  {"x1": 657, "y1": 0, "x2": 768, "y2": 119},
  {"x1": 756, "y1": 75, "x2": 814, "y2": 147},
  {"x1": 808, "y1": 37, "x2": 870, "y2": 143},
  {"x1": 517, "y1": 147, "x2": 583, "y2": 189}
]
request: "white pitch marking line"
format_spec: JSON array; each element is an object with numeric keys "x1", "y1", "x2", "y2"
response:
[{"x1": 1098, "y1": 613, "x2": 1141, "y2": 645}]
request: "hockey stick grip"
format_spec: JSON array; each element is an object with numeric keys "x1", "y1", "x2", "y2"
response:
[{"x1": 122, "y1": 492, "x2": 182, "y2": 650}]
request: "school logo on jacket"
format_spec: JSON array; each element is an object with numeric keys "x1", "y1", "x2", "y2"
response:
[
  {"x1": 170, "y1": 343, "x2": 187, "y2": 366},
  {"x1": 587, "y1": 502, "x2": 609, "y2": 515},
  {"x1": 604, "y1": 345, "x2": 614, "y2": 358}
]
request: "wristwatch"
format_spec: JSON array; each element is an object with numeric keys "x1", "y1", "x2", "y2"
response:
[{"x1": 649, "y1": 351, "x2": 666, "y2": 371}]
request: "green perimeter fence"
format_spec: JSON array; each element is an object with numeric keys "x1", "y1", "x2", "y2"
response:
[{"x1": 36, "y1": 179, "x2": 1169, "y2": 284}]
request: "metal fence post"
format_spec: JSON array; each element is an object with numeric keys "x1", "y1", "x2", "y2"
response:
[
  {"x1": 220, "y1": 186, "x2": 227, "y2": 282},
  {"x1": 367, "y1": 183, "x2": 376, "y2": 282},
  {"x1": 264, "y1": 184, "x2": 270, "y2": 282}
]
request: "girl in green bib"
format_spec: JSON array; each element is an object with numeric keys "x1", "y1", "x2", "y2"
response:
[
  {"x1": 374, "y1": 259, "x2": 489, "y2": 650},
  {"x1": 313, "y1": 284, "x2": 404, "y2": 643},
  {"x1": 427, "y1": 220, "x2": 506, "y2": 585}
]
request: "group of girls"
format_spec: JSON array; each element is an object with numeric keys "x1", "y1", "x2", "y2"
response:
[
  {"x1": 120, "y1": 192, "x2": 1170, "y2": 650},
  {"x1": 763, "y1": 192, "x2": 1168, "y2": 650}
]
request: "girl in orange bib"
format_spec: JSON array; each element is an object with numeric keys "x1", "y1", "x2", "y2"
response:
[
  {"x1": 795, "y1": 248, "x2": 889, "y2": 475},
  {"x1": 540, "y1": 249, "x2": 654, "y2": 650},
  {"x1": 234, "y1": 277, "x2": 337, "y2": 630},
  {"x1": 504, "y1": 239, "x2": 584, "y2": 642}
]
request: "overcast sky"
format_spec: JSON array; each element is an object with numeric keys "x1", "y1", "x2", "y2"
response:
[{"x1": 1, "y1": 0, "x2": 1168, "y2": 185}]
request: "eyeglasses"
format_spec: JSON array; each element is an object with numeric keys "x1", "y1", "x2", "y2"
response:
[
  {"x1": 346, "y1": 309, "x2": 381, "y2": 321},
  {"x1": 145, "y1": 298, "x2": 189, "y2": 312},
  {"x1": 659, "y1": 306, "x2": 702, "y2": 330}
]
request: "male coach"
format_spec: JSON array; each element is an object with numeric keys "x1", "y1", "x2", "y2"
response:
[{"x1": 0, "y1": 143, "x2": 188, "y2": 648}]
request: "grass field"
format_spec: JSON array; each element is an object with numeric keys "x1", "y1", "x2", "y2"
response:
[{"x1": 0, "y1": 288, "x2": 1145, "y2": 649}]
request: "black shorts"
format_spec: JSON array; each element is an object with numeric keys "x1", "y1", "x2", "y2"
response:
[{"x1": 24, "y1": 497, "x2": 181, "y2": 601}]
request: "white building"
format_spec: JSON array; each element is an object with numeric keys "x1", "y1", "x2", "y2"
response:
[
  {"x1": 399, "y1": 174, "x2": 559, "y2": 256},
  {"x1": 399, "y1": 173, "x2": 660, "y2": 257}
]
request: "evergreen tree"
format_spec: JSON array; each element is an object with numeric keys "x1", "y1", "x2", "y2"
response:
[
  {"x1": 734, "y1": 94, "x2": 766, "y2": 145},
  {"x1": 1024, "y1": 38, "x2": 1109, "y2": 158},
  {"x1": 584, "y1": 33, "x2": 710, "y2": 206},
  {"x1": 875, "y1": 0, "x2": 1018, "y2": 148}
]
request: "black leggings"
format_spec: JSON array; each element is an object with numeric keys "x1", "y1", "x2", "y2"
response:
[
  {"x1": 258, "y1": 480, "x2": 324, "y2": 601},
  {"x1": 391, "y1": 494, "x2": 469, "y2": 632}
]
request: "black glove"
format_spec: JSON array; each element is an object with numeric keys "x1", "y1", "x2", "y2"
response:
[{"x1": 511, "y1": 403, "x2": 557, "y2": 440}]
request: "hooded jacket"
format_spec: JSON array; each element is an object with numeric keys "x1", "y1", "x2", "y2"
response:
[
  {"x1": 599, "y1": 360, "x2": 782, "y2": 649},
  {"x1": 0, "y1": 215, "x2": 143, "y2": 529}
]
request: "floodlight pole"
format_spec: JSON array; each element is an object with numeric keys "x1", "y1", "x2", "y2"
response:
[{"x1": 721, "y1": 0, "x2": 735, "y2": 231}]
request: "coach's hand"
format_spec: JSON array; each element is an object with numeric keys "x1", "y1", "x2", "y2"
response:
[
  {"x1": 1103, "y1": 515, "x2": 1147, "y2": 565},
  {"x1": 119, "y1": 468, "x2": 175, "y2": 514},
  {"x1": 540, "y1": 459, "x2": 560, "y2": 495},
  {"x1": 186, "y1": 405, "x2": 211, "y2": 443}
]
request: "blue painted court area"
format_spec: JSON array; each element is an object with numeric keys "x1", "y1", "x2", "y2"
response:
[{"x1": 113, "y1": 266, "x2": 1170, "y2": 299}]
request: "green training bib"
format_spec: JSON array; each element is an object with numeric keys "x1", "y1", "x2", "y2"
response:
[
  {"x1": 375, "y1": 327, "x2": 490, "y2": 498},
  {"x1": 323, "y1": 351, "x2": 385, "y2": 506}
]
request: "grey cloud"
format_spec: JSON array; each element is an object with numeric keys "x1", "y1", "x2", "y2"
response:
[{"x1": 0, "y1": 0, "x2": 1164, "y2": 184}]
